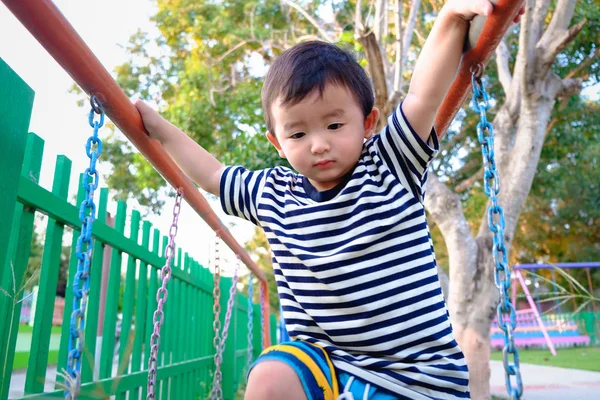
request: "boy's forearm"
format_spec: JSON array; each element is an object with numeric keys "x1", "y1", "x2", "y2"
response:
[
  {"x1": 404, "y1": 6, "x2": 469, "y2": 139},
  {"x1": 158, "y1": 120, "x2": 225, "y2": 196}
]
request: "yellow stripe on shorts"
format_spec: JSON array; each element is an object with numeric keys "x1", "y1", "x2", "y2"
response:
[{"x1": 263, "y1": 344, "x2": 336, "y2": 399}]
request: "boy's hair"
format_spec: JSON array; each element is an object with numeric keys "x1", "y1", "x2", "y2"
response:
[{"x1": 262, "y1": 40, "x2": 374, "y2": 135}]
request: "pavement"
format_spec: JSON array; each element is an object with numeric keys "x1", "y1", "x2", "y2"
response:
[
  {"x1": 8, "y1": 361, "x2": 600, "y2": 399},
  {"x1": 490, "y1": 360, "x2": 600, "y2": 400}
]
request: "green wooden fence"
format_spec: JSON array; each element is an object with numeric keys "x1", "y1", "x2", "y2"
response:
[{"x1": 0, "y1": 58, "x2": 276, "y2": 399}]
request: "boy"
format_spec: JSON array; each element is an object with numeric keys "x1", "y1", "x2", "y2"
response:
[{"x1": 135, "y1": 0, "x2": 523, "y2": 398}]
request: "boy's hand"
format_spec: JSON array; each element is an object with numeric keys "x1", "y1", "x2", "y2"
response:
[
  {"x1": 444, "y1": 0, "x2": 525, "y2": 23},
  {"x1": 134, "y1": 99, "x2": 169, "y2": 143}
]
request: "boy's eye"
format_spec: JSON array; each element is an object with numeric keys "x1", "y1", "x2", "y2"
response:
[
  {"x1": 328, "y1": 123, "x2": 343, "y2": 130},
  {"x1": 290, "y1": 132, "x2": 305, "y2": 139}
]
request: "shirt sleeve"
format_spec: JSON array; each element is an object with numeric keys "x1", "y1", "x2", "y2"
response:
[
  {"x1": 375, "y1": 102, "x2": 440, "y2": 202},
  {"x1": 219, "y1": 166, "x2": 268, "y2": 226}
]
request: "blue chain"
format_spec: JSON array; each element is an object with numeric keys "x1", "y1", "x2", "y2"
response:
[
  {"x1": 471, "y1": 71, "x2": 522, "y2": 400},
  {"x1": 65, "y1": 96, "x2": 104, "y2": 398}
]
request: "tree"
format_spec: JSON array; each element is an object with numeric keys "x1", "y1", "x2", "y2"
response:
[
  {"x1": 104, "y1": 0, "x2": 598, "y2": 397},
  {"x1": 423, "y1": 1, "x2": 597, "y2": 396}
]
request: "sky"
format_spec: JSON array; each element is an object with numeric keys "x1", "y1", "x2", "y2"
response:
[{"x1": 0, "y1": 0, "x2": 256, "y2": 272}]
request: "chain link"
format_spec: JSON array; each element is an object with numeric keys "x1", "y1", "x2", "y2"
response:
[
  {"x1": 211, "y1": 236, "x2": 222, "y2": 398},
  {"x1": 210, "y1": 238, "x2": 241, "y2": 400},
  {"x1": 146, "y1": 190, "x2": 184, "y2": 399},
  {"x1": 65, "y1": 96, "x2": 104, "y2": 399},
  {"x1": 471, "y1": 71, "x2": 523, "y2": 400},
  {"x1": 246, "y1": 273, "x2": 254, "y2": 379}
]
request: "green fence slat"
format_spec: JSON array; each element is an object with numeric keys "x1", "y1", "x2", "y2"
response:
[
  {"x1": 25, "y1": 155, "x2": 72, "y2": 394},
  {"x1": 218, "y1": 276, "x2": 235, "y2": 400},
  {"x1": 252, "y1": 303, "x2": 261, "y2": 361},
  {"x1": 179, "y1": 280, "x2": 187, "y2": 363},
  {"x1": 158, "y1": 235, "x2": 169, "y2": 400},
  {"x1": 270, "y1": 314, "x2": 278, "y2": 346},
  {"x1": 180, "y1": 281, "x2": 189, "y2": 395},
  {"x1": 82, "y1": 187, "x2": 109, "y2": 384},
  {"x1": 171, "y1": 279, "x2": 180, "y2": 397},
  {"x1": 117, "y1": 210, "x2": 141, "y2": 386},
  {"x1": 0, "y1": 58, "x2": 34, "y2": 288},
  {"x1": 160, "y1": 235, "x2": 172, "y2": 400},
  {"x1": 99, "y1": 201, "x2": 127, "y2": 379},
  {"x1": 0, "y1": 133, "x2": 43, "y2": 400},
  {"x1": 131, "y1": 220, "x2": 151, "y2": 399},
  {"x1": 0, "y1": 60, "x2": 34, "y2": 399},
  {"x1": 142, "y1": 228, "x2": 160, "y2": 400}
]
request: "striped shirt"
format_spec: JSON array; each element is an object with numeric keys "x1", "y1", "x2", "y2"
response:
[{"x1": 220, "y1": 104, "x2": 470, "y2": 399}]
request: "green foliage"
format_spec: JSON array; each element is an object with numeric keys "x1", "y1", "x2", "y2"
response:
[
  {"x1": 513, "y1": 99, "x2": 600, "y2": 265},
  {"x1": 242, "y1": 227, "x2": 279, "y2": 314},
  {"x1": 101, "y1": 0, "x2": 598, "y2": 274}
]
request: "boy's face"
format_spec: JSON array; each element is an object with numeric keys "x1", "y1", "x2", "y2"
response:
[{"x1": 266, "y1": 84, "x2": 379, "y2": 192}]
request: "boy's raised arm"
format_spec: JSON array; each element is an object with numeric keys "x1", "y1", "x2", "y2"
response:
[
  {"x1": 402, "y1": 0, "x2": 498, "y2": 142},
  {"x1": 135, "y1": 100, "x2": 225, "y2": 197}
]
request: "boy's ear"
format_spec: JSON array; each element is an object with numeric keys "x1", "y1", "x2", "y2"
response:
[
  {"x1": 266, "y1": 131, "x2": 287, "y2": 158},
  {"x1": 364, "y1": 107, "x2": 380, "y2": 139}
]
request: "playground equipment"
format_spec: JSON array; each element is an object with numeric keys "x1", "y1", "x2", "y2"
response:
[
  {"x1": 0, "y1": 0, "x2": 525, "y2": 398},
  {"x1": 491, "y1": 263, "x2": 600, "y2": 354}
]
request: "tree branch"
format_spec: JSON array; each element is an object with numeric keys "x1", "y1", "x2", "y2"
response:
[
  {"x1": 357, "y1": 30, "x2": 389, "y2": 120},
  {"x1": 402, "y1": 0, "x2": 421, "y2": 69},
  {"x1": 425, "y1": 175, "x2": 474, "y2": 244},
  {"x1": 282, "y1": 0, "x2": 333, "y2": 43},
  {"x1": 454, "y1": 167, "x2": 484, "y2": 193},
  {"x1": 565, "y1": 47, "x2": 600, "y2": 80},
  {"x1": 520, "y1": 0, "x2": 537, "y2": 90},
  {"x1": 531, "y1": 0, "x2": 551, "y2": 48},
  {"x1": 557, "y1": 77, "x2": 583, "y2": 99},
  {"x1": 374, "y1": 0, "x2": 387, "y2": 42},
  {"x1": 541, "y1": 0, "x2": 577, "y2": 38},
  {"x1": 389, "y1": 0, "x2": 404, "y2": 107},
  {"x1": 538, "y1": 19, "x2": 586, "y2": 77},
  {"x1": 355, "y1": 0, "x2": 364, "y2": 33},
  {"x1": 495, "y1": 39, "x2": 512, "y2": 95},
  {"x1": 215, "y1": 40, "x2": 250, "y2": 63}
]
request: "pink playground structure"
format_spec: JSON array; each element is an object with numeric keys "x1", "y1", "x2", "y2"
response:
[{"x1": 491, "y1": 262, "x2": 599, "y2": 355}]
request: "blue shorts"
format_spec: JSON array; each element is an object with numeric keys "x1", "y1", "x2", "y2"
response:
[{"x1": 248, "y1": 341, "x2": 397, "y2": 400}]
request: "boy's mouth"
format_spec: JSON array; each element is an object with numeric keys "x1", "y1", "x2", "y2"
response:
[{"x1": 314, "y1": 160, "x2": 334, "y2": 168}]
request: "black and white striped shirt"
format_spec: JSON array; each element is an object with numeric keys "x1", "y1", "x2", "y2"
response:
[{"x1": 220, "y1": 105, "x2": 470, "y2": 399}]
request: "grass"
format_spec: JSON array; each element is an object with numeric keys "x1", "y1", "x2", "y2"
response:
[
  {"x1": 491, "y1": 346, "x2": 600, "y2": 372},
  {"x1": 17, "y1": 324, "x2": 62, "y2": 334},
  {"x1": 13, "y1": 349, "x2": 60, "y2": 370}
]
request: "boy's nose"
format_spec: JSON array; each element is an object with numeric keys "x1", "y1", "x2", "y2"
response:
[{"x1": 311, "y1": 137, "x2": 330, "y2": 154}]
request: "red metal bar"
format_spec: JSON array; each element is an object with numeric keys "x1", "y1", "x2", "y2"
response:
[
  {"x1": 435, "y1": 0, "x2": 523, "y2": 138},
  {"x1": 261, "y1": 281, "x2": 271, "y2": 348},
  {"x1": 1, "y1": 0, "x2": 267, "y2": 284}
]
